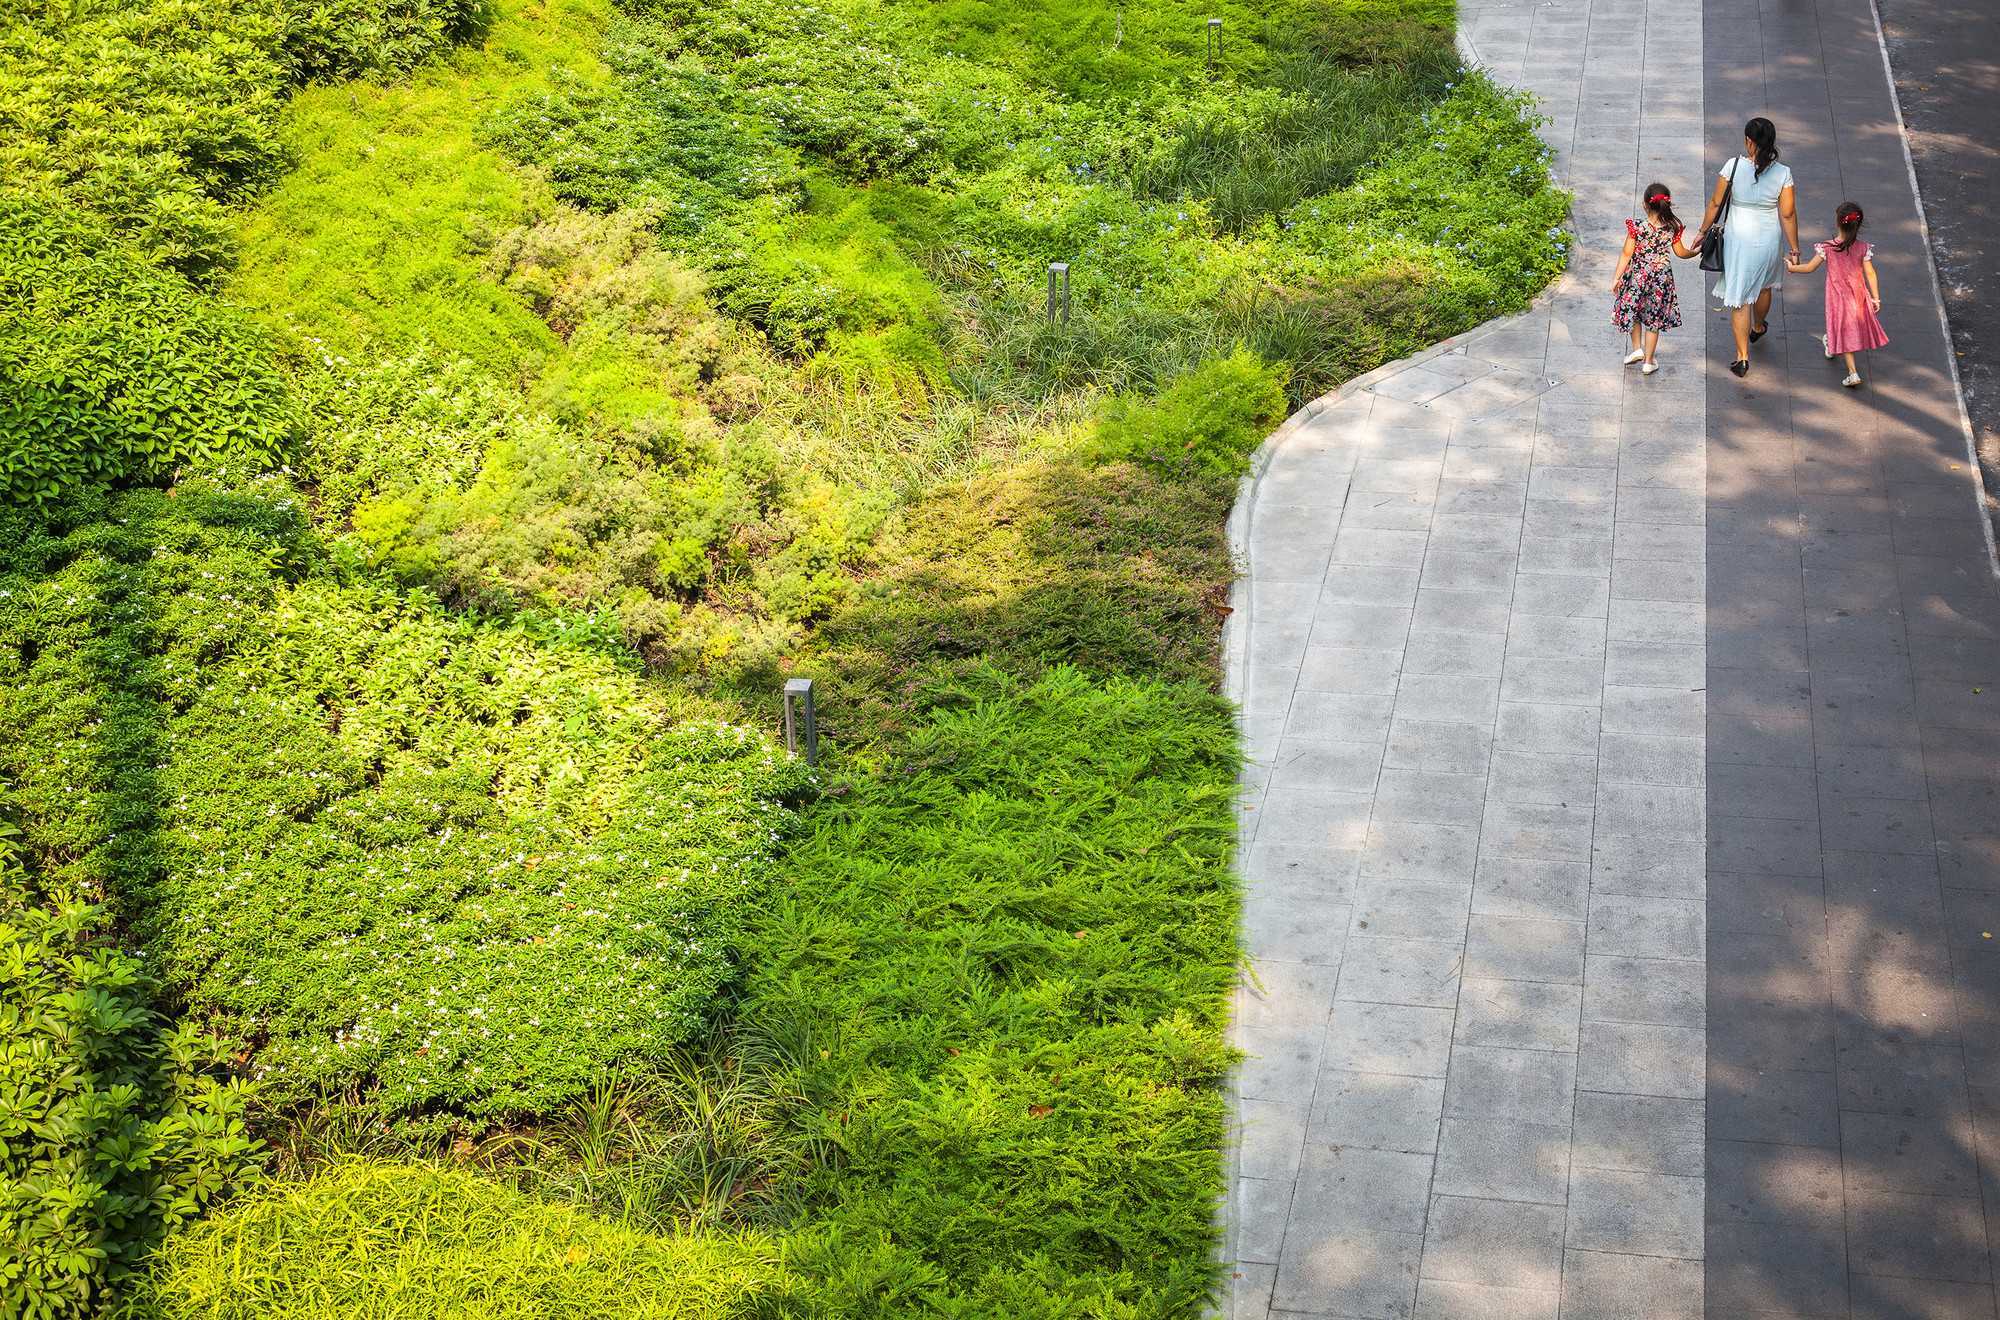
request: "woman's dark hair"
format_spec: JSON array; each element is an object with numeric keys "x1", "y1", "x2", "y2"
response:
[
  {"x1": 1643, "y1": 182, "x2": 1684, "y2": 236},
  {"x1": 1832, "y1": 201, "x2": 1865, "y2": 251},
  {"x1": 1744, "y1": 117, "x2": 1779, "y2": 178}
]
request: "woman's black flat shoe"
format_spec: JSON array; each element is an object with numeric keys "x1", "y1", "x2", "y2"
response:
[
  {"x1": 1749, "y1": 323, "x2": 1769, "y2": 343},
  {"x1": 1730, "y1": 358, "x2": 1750, "y2": 377}
]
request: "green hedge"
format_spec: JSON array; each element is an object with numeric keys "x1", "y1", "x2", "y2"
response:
[
  {"x1": 140, "y1": 1160, "x2": 794, "y2": 1318},
  {"x1": 0, "y1": 196, "x2": 294, "y2": 506}
]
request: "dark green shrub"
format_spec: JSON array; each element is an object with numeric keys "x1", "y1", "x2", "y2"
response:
[
  {"x1": 0, "y1": 196, "x2": 295, "y2": 505},
  {"x1": 478, "y1": 28, "x2": 794, "y2": 227},
  {"x1": 0, "y1": 816, "x2": 264, "y2": 1320},
  {"x1": 1131, "y1": 14, "x2": 1460, "y2": 232},
  {"x1": 281, "y1": 0, "x2": 491, "y2": 83}
]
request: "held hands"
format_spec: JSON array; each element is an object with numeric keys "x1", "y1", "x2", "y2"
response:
[{"x1": 1869, "y1": 294, "x2": 1883, "y2": 312}]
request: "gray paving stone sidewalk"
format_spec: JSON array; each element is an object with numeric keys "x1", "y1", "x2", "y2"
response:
[
  {"x1": 1225, "y1": 0, "x2": 2000, "y2": 1310},
  {"x1": 1223, "y1": 0, "x2": 1709, "y2": 1314}
]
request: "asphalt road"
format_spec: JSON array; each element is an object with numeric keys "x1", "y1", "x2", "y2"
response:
[{"x1": 1876, "y1": 0, "x2": 2000, "y2": 533}]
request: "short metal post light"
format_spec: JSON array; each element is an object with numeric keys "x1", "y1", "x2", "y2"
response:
[
  {"x1": 783, "y1": 677, "x2": 818, "y2": 766},
  {"x1": 1046, "y1": 261, "x2": 1070, "y2": 324},
  {"x1": 1206, "y1": 17, "x2": 1222, "y2": 69}
]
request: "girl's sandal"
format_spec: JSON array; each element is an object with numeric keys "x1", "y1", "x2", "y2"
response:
[
  {"x1": 1843, "y1": 372, "x2": 1863, "y2": 388},
  {"x1": 1641, "y1": 362, "x2": 1660, "y2": 376}
]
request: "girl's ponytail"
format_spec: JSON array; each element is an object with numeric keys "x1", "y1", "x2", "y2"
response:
[
  {"x1": 1831, "y1": 201, "x2": 1864, "y2": 252},
  {"x1": 1643, "y1": 183, "x2": 1683, "y2": 238}
]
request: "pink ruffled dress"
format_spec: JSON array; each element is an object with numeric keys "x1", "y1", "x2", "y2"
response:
[{"x1": 1818, "y1": 240, "x2": 1889, "y2": 355}]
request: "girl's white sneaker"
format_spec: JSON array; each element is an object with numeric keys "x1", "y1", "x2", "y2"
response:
[
  {"x1": 1641, "y1": 361, "x2": 1660, "y2": 375},
  {"x1": 1843, "y1": 372, "x2": 1863, "y2": 388},
  {"x1": 1822, "y1": 334, "x2": 1833, "y2": 359},
  {"x1": 1623, "y1": 349, "x2": 1646, "y2": 366}
]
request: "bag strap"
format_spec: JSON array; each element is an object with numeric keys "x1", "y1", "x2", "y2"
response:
[{"x1": 1717, "y1": 159, "x2": 1739, "y2": 223}]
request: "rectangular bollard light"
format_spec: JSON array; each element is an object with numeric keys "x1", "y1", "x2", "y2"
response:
[
  {"x1": 783, "y1": 676, "x2": 818, "y2": 766},
  {"x1": 1046, "y1": 261, "x2": 1070, "y2": 323},
  {"x1": 1206, "y1": 17, "x2": 1221, "y2": 68}
]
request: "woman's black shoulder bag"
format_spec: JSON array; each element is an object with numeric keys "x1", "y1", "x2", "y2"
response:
[{"x1": 1698, "y1": 159, "x2": 1738, "y2": 273}]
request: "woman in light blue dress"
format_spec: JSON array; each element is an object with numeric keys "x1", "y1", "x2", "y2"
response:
[{"x1": 1696, "y1": 117, "x2": 1800, "y2": 377}]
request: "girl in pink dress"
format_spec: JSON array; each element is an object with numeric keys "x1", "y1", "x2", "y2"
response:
[{"x1": 1786, "y1": 202, "x2": 1888, "y2": 387}]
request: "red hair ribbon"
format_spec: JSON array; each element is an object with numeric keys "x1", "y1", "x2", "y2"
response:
[{"x1": 1646, "y1": 190, "x2": 1671, "y2": 204}]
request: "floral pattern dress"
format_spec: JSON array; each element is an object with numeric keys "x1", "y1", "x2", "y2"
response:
[{"x1": 1612, "y1": 218, "x2": 1683, "y2": 333}]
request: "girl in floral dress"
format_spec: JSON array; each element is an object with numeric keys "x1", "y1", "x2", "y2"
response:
[
  {"x1": 1787, "y1": 201, "x2": 1888, "y2": 388},
  {"x1": 1610, "y1": 183, "x2": 1702, "y2": 375}
]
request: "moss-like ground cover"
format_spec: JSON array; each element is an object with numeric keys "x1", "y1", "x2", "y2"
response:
[{"x1": 0, "y1": 0, "x2": 1567, "y2": 1312}]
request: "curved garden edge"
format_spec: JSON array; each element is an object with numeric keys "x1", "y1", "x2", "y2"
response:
[
  {"x1": 1214, "y1": 26, "x2": 1554, "y2": 1283},
  {"x1": 1223, "y1": 24, "x2": 1508, "y2": 714}
]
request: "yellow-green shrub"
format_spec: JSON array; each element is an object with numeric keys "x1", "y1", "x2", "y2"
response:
[
  {"x1": 0, "y1": 0, "x2": 289, "y2": 277},
  {"x1": 1092, "y1": 348, "x2": 1288, "y2": 477},
  {"x1": 141, "y1": 1160, "x2": 795, "y2": 1318}
]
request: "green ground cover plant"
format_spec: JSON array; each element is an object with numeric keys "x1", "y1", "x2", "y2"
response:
[
  {"x1": 744, "y1": 667, "x2": 1242, "y2": 1314},
  {"x1": 0, "y1": 478, "x2": 806, "y2": 1129},
  {"x1": 213, "y1": 0, "x2": 1562, "y2": 679}
]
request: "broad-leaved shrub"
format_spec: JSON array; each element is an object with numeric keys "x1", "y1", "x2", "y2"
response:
[
  {"x1": 0, "y1": 0, "x2": 289, "y2": 277},
  {"x1": 0, "y1": 822, "x2": 263, "y2": 1320},
  {"x1": 0, "y1": 196, "x2": 294, "y2": 506}
]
